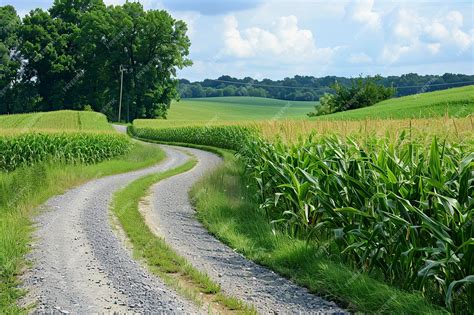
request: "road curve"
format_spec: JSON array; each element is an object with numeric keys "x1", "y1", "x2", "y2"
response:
[
  {"x1": 145, "y1": 146, "x2": 346, "y2": 314},
  {"x1": 22, "y1": 144, "x2": 198, "y2": 313}
]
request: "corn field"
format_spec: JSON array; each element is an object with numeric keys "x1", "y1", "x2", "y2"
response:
[
  {"x1": 240, "y1": 134, "x2": 473, "y2": 312},
  {"x1": 0, "y1": 133, "x2": 131, "y2": 172},
  {"x1": 133, "y1": 123, "x2": 473, "y2": 313},
  {"x1": 131, "y1": 125, "x2": 255, "y2": 151}
]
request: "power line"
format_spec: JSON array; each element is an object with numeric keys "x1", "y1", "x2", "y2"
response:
[{"x1": 199, "y1": 78, "x2": 474, "y2": 91}]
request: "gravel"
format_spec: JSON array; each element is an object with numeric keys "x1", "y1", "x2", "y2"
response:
[
  {"x1": 146, "y1": 146, "x2": 347, "y2": 314},
  {"x1": 22, "y1": 145, "x2": 198, "y2": 314}
]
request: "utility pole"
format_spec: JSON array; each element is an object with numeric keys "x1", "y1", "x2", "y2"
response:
[{"x1": 118, "y1": 65, "x2": 124, "y2": 122}]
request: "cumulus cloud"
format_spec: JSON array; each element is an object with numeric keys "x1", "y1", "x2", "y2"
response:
[
  {"x1": 222, "y1": 15, "x2": 338, "y2": 63},
  {"x1": 349, "y1": 0, "x2": 381, "y2": 30},
  {"x1": 380, "y1": 8, "x2": 473, "y2": 64}
]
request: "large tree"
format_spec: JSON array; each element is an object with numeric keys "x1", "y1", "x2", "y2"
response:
[
  {"x1": 1, "y1": 0, "x2": 191, "y2": 120},
  {"x1": 77, "y1": 2, "x2": 191, "y2": 120}
]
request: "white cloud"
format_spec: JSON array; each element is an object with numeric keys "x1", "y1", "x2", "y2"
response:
[
  {"x1": 350, "y1": 0, "x2": 381, "y2": 30},
  {"x1": 222, "y1": 14, "x2": 338, "y2": 62},
  {"x1": 380, "y1": 8, "x2": 473, "y2": 63},
  {"x1": 349, "y1": 52, "x2": 372, "y2": 64}
]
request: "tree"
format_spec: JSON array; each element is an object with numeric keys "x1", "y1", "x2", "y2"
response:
[
  {"x1": 2, "y1": 0, "x2": 191, "y2": 120},
  {"x1": 308, "y1": 76, "x2": 396, "y2": 116},
  {"x1": 223, "y1": 85, "x2": 236, "y2": 96},
  {"x1": 0, "y1": 6, "x2": 22, "y2": 114}
]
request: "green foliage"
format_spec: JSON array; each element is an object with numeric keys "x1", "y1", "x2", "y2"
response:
[
  {"x1": 240, "y1": 135, "x2": 473, "y2": 313},
  {"x1": 130, "y1": 125, "x2": 255, "y2": 151},
  {"x1": 0, "y1": 133, "x2": 131, "y2": 171},
  {"x1": 83, "y1": 104, "x2": 93, "y2": 112},
  {"x1": 308, "y1": 93, "x2": 333, "y2": 117},
  {"x1": 308, "y1": 75, "x2": 396, "y2": 116},
  {"x1": 0, "y1": 0, "x2": 191, "y2": 120}
]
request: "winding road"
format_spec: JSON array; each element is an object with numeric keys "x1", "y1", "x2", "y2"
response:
[{"x1": 22, "y1": 125, "x2": 344, "y2": 314}]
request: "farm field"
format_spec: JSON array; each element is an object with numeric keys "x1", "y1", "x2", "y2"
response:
[
  {"x1": 167, "y1": 96, "x2": 317, "y2": 121},
  {"x1": 165, "y1": 85, "x2": 472, "y2": 123},
  {"x1": 0, "y1": 110, "x2": 114, "y2": 133},
  {"x1": 317, "y1": 84, "x2": 474, "y2": 120},
  {"x1": 130, "y1": 87, "x2": 474, "y2": 313}
]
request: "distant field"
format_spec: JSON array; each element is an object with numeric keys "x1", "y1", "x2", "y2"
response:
[
  {"x1": 0, "y1": 110, "x2": 113, "y2": 133},
  {"x1": 167, "y1": 96, "x2": 316, "y2": 121},
  {"x1": 318, "y1": 85, "x2": 474, "y2": 120}
]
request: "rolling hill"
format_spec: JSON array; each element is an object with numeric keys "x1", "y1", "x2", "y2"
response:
[
  {"x1": 167, "y1": 97, "x2": 317, "y2": 121},
  {"x1": 317, "y1": 85, "x2": 474, "y2": 120},
  {"x1": 0, "y1": 110, "x2": 113, "y2": 133}
]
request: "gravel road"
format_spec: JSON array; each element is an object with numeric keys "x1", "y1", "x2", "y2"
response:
[
  {"x1": 22, "y1": 145, "x2": 198, "y2": 313},
  {"x1": 23, "y1": 124, "x2": 345, "y2": 314},
  {"x1": 145, "y1": 146, "x2": 346, "y2": 314}
]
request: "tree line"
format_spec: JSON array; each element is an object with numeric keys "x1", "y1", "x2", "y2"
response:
[
  {"x1": 179, "y1": 73, "x2": 474, "y2": 101},
  {"x1": 0, "y1": 1, "x2": 191, "y2": 121}
]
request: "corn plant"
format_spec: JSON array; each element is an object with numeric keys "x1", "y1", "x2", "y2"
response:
[
  {"x1": 130, "y1": 125, "x2": 255, "y2": 151},
  {"x1": 0, "y1": 133, "x2": 131, "y2": 172},
  {"x1": 240, "y1": 134, "x2": 473, "y2": 312}
]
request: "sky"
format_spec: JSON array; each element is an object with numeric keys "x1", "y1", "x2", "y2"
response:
[{"x1": 3, "y1": 0, "x2": 474, "y2": 81}]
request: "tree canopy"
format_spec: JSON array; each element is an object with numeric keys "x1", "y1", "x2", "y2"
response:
[{"x1": 0, "y1": 0, "x2": 191, "y2": 121}]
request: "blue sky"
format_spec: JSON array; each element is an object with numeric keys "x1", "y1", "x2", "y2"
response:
[{"x1": 3, "y1": 0, "x2": 474, "y2": 81}]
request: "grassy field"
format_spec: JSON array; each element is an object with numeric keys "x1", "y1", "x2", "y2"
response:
[
  {"x1": 146, "y1": 85, "x2": 474, "y2": 123},
  {"x1": 167, "y1": 97, "x2": 316, "y2": 121},
  {"x1": 0, "y1": 110, "x2": 114, "y2": 133},
  {"x1": 317, "y1": 85, "x2": 474, "y2": 120}
]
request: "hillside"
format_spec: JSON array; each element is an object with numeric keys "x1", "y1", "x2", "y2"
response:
[
  {"x1": 0, "y1": 110, "x2": 113, "y2": 133},
  {"x1": 317, "y1": 85, "x2": 474, "y2": 120},
  {"x1": 167, "y1": 97, "x2": 316, "y2": 121}
]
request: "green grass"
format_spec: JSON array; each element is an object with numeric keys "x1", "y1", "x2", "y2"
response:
[
  {"x1": 0, "y1": 110, "x2": 113, "y2": 132},
  {"x1": 166, "y1": 96, "x2": 316, "y2": 121},
  {"x1": 111, "y1": 153, "x2": 255, "y2": 314},
  {"x1": 318, "y1": 85, "x2": 474, "y2": 120},
  {"x1": 190, "y1": 152, "x2": 447, "y2": 314},
  {"x1": 0, "y1": 142, "x2": 165, "y2": 313}
]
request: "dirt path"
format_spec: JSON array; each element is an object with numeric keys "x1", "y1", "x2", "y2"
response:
[
  {"x1": 144, "y1": 146, "x2": 346, "y2": 314},
  {"x1": 22, "y1": 145, "x2": 198, "y2": 313}
]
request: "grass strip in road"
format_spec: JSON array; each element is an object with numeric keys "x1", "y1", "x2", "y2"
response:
[
  {"x1": 110, "y1": 154, "x2": 255, "y2": 314},
  {"x1": 190, "y1": 153, "x2": 447, "y2": 315},
  {"x1": 0, "y1": 142, "x2": 166, "y2": 313}
]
